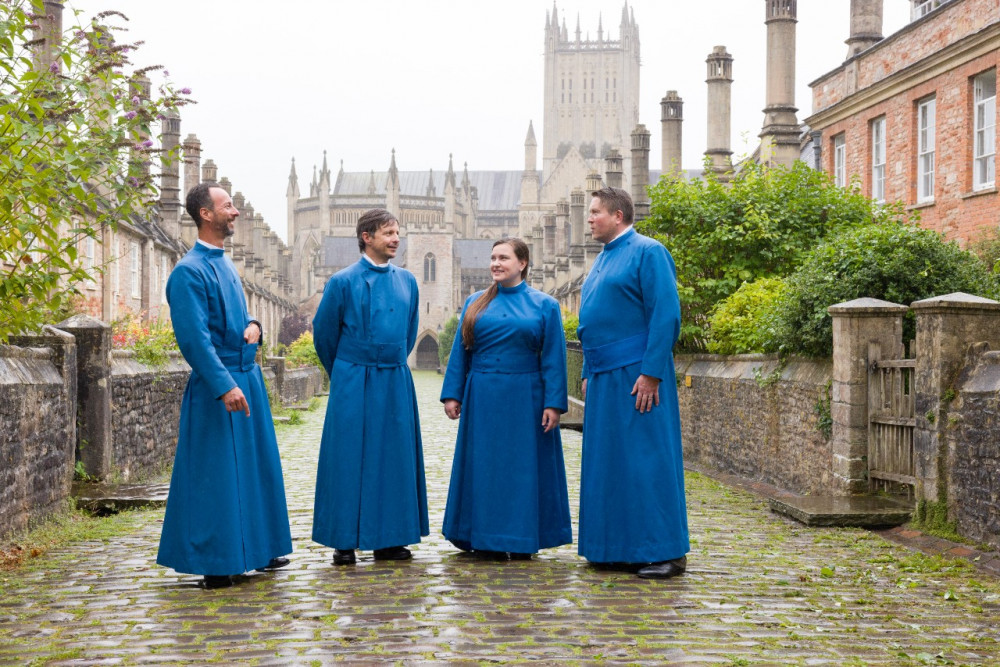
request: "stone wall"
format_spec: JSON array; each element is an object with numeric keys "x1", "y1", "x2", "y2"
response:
[
  {"x1": 281, "y1": 366, "x2": 324, "y2": 405},
  {"x1": 110, "y1": 351, "x2": 190, "y2": 482},
  {"x1": 676, "y1": 354, "x2": 833, "y2": 495},
  {"x1": 945, "y1": 344, "x2": 1000, "y2": 549},
  {"x1": 0, "y1": 332, "x2": 76, "y2": 542}
]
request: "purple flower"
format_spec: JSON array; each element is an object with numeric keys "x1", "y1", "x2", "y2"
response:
[
  {"x1": 124, "y1": 110, "x2": 137, "y2": 120},
  {"x1": 48, "y1": 62, "x2": 58, "y2": 73},
  {"x1": 180, "y1": 87, "x2": 191, "y2": 95},
  {"x1": 131, "y1": 95, "x2": 140, "y2": 105},
  {"x1": 141, "y1": 139, "x2": 154, "y2": 148},
  {"x1": 128, "y1": 177, "x2": 140, "y2": 186},
  {"x1": 156, "y1": 114, "x2": 165, "y2": 121},
  {"x1": 163, "y1": 70, "x2": 169, "y2": 76}
]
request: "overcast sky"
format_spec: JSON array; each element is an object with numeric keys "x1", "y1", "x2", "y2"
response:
[{"x1": 64, "y1": 0, "x2": 912, "y2": 243}]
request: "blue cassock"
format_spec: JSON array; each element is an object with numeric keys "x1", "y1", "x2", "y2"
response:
[
  {"x1": 440, "y1": 282, "x2": 572, "y2": 553},
  {"x1": 577, "y1": 227, "x2": 690, "y2": 564},
  {"x1": 311, "y1": 258, "x2": 429, "y2": 550},
  {"x1": 157, "y1": 243, "x2": 292, "y2": 576}
]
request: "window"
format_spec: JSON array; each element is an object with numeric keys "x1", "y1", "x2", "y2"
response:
[
  {"x1": 130, "y1": 241, "x2": 139, "y2": 298},
  {"x1": 833, "y1": 134, "x2": 846, "y2": 188},
  {"x1": 871, "y1": 118, "x2": 886, "y2": 202},
  {"x1": 161, "y1": 255, "x2": 168, "y2": 301},
  {"x1": 423, "y1": 253, "x2": 436, "y2": 282},
  {"x1": 911, "y1": 0, "x2": 952, "y2": 20},
  {"x1": 81, "y1": 234, "x2": 96, "y2": 287},
  {"x1": 974, "y1": 70, "x2": 996, "y2": 191},
  {"x1": 917, "y1": 98, "x2": 936, "y2": 201}
]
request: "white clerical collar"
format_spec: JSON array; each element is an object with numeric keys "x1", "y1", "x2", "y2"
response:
[
  {"x1": 361, "y1": 253, "x2": 390, "y2": 268},
  {"x1": 197, "y1": 239, "x2": 223, "y2": 250}
]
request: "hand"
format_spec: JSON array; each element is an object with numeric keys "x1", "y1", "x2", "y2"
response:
[
  {"x1": 222, "y1": 386, "x2": 250, "y2": 416},
  {"x1": 581, "y1": 378, "x2": 587, "y2": 401},
  {"x1": 541, "y1": 407, "x2": 561, "y2": 433},
  {"x1": 444, "y1": 399, "x2": 461, "y2": 420},
  {"x1": 244, "y1": 322, "x2": 261, "y2": 344},
  {"x1": 630, "y1": 374, "x2": 660, "y2": 413}
]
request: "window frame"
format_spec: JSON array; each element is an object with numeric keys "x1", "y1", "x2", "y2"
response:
[
  {"x1": 917, "y1": 97, "x2": 936, "y2": 203},
  {"x1": 871, "y1": 117, "x2": 886, "y2": 203},
  {"x1": 833, "y1": 134, "x2": 847, "y2": 188},
  {"x1": 973, "y1": 70, "x2": 996, "y2": 192}
]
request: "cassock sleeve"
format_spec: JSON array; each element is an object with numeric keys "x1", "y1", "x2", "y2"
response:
[
  {"x1": 312, "y1": 276, "x2": 344, "y2": 376},
  {"x1": 440, "y1": 294, "x2": 475, "y2": 403},
  {"x1": 639, "y1": 243, "x2": 681, "y2": 381},
  {"x1": 406, "y1": 271, "x2": 419, "y2": 355},
  {"x1": 166, "y1": 264, "x2": 236, "y2": 400},
  {"x1": 540, "y1": 297, "x2": 569, "y2": 412}
]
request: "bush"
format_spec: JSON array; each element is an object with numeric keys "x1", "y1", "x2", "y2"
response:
[
  {"x1": 639, "y1": 160, "x2": 908, "y2": 350},
  {"x1": 562, "y1": 310, "x2": 579, "y2": 342},
  {"x1": 438, "y1": 314, "x2": 459, "y2": 368},
  {"x1": 707, "y1": 278, "x2": 787, "y2": 355},
  {"x1": 285, "y1": 331, "x2": 322, "y2": 370},
  {"x1": 278, "y1": 313, "x2": 311, "y2": 347},
  {"x1": 111, "y1": 310, "x2": 177, "y2": 367},
  {"x1": 774, "y1": 222, "x2": 1000, "y2": 357}
]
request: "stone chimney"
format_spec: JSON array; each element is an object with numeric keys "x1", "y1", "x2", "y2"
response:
[
  {"x1": 706, "y1": 46, "x2": 734, "y2": 180},
  {"x1": 630, "y1": 124, "x2": 651, "y2": 221},
  {"x1": 759, "y1": 0, "x2": 800, "y2": 169},
  {"x1": 660, "y1": 90, "x2": 684, "y2": 176},
  {"x1": 182, "y1": 134, "x2": 201, "y2": 197},
  {"x1": 605, "y1": 149, "x2": 624, "y2": 189},
  {"x1": 846, "y1": 0, "x2": 883, "y2": 59}
]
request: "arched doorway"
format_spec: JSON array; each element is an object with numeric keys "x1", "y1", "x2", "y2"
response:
[{"x1": 415, "y1": 335, "x2": 439, "y2": 370}]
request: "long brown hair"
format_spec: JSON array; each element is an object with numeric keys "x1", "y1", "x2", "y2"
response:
[{"x1": 460, "y1": 238, "x2": 530, "y2": 349}]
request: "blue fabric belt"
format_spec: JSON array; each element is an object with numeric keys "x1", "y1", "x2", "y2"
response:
[
  {"x1": 216, "y1": 344, "x2": 257, "y2": 372},
  {"x1": 470, "y1": 351, "x2": 541, "y2": 374},
  {"x1": 583, "y1": 332, "x2": 647, "y2": 374},
  {"x1": 336, "y1": 335, "x2": 407, "y2": 368}
]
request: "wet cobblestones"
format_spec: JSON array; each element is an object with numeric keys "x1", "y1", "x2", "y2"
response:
[{"x1": 2, "y1": 371, "x2": 1000, "y2": 665}]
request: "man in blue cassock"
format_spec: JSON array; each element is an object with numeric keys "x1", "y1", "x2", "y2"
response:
[
  {"x1": 312, "y1": 208, "x2": 428, "y2": 565},
  {"x1": 577, "y1": 186, "x2": 690, "y2": 580},
  {"x1": 157, "y1": 182, "x2": 292, "y2": 590}
]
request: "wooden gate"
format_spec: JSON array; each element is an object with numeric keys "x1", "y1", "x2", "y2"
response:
[{"x1": 868, "y1": 343, "x2": 916, "y2": 496}]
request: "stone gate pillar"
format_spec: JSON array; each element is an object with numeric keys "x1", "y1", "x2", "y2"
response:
[
  {"x1": 57, "y1": 314, "x2": 113, "y2": 480},
  {"x1": 911, "y1": 293, "x2": 1000, "y2": 503},
  {"x1": 829, "y1": 298, "x2": 907, "y2": 494}
]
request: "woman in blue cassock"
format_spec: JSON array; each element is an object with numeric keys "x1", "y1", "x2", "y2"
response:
[{"x1": 440, "y1": 237, "x2": 571, "y2": 560}]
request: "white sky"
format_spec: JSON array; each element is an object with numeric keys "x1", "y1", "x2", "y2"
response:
[{"x1": 64, "y1": 0, "x2": 912, "y2": 243}]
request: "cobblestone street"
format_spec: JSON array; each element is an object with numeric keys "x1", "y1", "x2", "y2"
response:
[{"x1": 2, "y1": 371, "x2": 1000, "y2": 665}]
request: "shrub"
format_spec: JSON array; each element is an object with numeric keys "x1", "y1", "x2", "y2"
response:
[
  {"x1": 774, "y1": 222, "x2": 999, "y2": 357},
  {"x1": 707, "y1": 278, "x2": 787, "y2": 354},
  {"x1": 285, "y1": 331, "x2": 322, "y2": 370},
  {"x1": 562, "y1": 310, "x2": 579, "y2": 342},
  {"x1": 639, "y1": 160, "x2": 908, "y2": 350},
  {"x1": 111, "y1": 310, "x2": 177, "y2": 368},
  {"x1": 438, "y1": 314, "x2": 459, "y2": 368},
  {"x1": 278, "y1": 313, "x2": 311, "y2": 347}
]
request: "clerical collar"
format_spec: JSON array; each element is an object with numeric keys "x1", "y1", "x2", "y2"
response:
[
  {"x1": 197, "y1": 239, "x2": 223, "y2": 250},
  {"x1": 361, "y1": 253, "x2": 390, "y2": 268},
  {"x1": 608, "y1": 225, "x2": 633, "y2": 243}
]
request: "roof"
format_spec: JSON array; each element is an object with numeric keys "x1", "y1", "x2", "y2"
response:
[
  {"x1": 334, "y1": 170, "x2": 524, "y2": 211},
  {"x1": 320, "y1": 236, "x2": 408, "y2": 269}
]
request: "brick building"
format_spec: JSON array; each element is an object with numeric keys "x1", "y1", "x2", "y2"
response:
[{"x1": 806, "y1": 0, "x2": 999, "y2": 243}]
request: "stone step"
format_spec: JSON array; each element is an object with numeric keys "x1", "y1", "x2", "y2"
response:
[
  {"x1": 769, "y1": 494, "x2": 914, "y2": 527},
  {"x1": 72, "y1": 481, "x2": 170, "y2": 515}
]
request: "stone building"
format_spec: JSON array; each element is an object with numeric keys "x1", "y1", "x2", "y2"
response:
[{"x1": 806, "y1": 0, "x2": 999, "y2": 243}]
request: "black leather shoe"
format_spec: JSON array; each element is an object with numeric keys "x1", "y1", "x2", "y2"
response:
[
  {"x1": 373, "y1": 546, "x2": 412, "y2": 561},
  {"x1": 472, "y1": 549, "x2": 507, "y2": 561},
  {"x1": 508, "y1": 552, "x2": 533, "y2": 561},
  {"x1": 203, "y1": 575, "x2": 233, "y2": 589},
  {"x1": 256, "y1": 556, "x2": 290, "y2": 572},
  {"x1": 333, "y1": 549, "x2": 356, "y2": 565},
  {"x1": 590, "y1": 561, "x2": 645, "y2": 573},
  {"x1": 637, "y1": 556, "x2": 687, "y2": 580}
]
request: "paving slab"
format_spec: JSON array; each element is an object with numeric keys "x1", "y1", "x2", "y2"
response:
[{"x1": 1, "y1": 371, "x2": 999, "y2": 665}]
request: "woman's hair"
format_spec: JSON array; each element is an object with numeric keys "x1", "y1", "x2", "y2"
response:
[{"x1": 460, "y1": 237, "x2": 530, "y2": 349}]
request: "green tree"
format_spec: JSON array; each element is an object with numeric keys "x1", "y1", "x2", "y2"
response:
[
  {"x1": 774, "y1": 222, "x2": 999, "y2": 357},
  {"x1": 438, "y1": 314, "x2": 458, "y2": 367},
  {"x1": 638, "y1": 160, "x2": 908, "y2": 350},
  {"x1": 0, "y1": 2, "x2": 187, "y2": 342}
]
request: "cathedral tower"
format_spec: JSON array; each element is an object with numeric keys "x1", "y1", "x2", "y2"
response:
[{"x1": 542, "y1": 2, "x2": 640, "y2": 184}]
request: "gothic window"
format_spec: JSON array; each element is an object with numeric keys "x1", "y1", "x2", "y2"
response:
[
  {"x1": 423, "y1": 253, "x2": 436, "y2": 282},
  {"x1": 870, "y1": 117, "x2": 886, "y2": 203},
  {"x1": 973, "y1": 70, "x2": 996, "y2": 191},
  {"x1": 917, "y1": 98, "x2": 936, "y2": 201}
]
